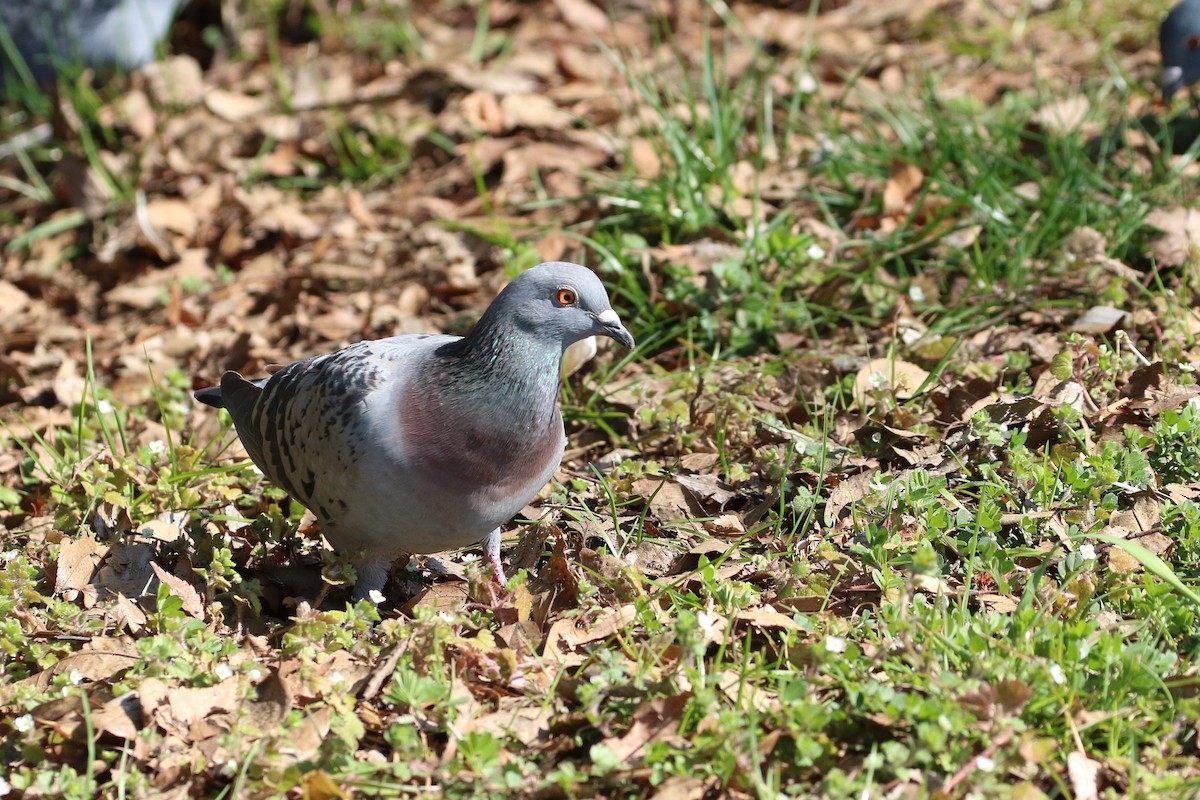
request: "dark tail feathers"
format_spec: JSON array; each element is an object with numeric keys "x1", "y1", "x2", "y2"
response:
[{"x1": 194, "y1": 385, "x2": 225, "y2": 408}]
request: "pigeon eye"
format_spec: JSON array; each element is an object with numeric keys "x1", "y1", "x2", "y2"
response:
[
  {"x1": 1189, "y1": 35, "x2": 1200, "y2": 50},
  {"x1": 556, "y1": 288, "x2": 577, "y2": 305}
]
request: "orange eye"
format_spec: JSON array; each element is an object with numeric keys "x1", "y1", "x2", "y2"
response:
[
  {"x1": 1190, "y1": 35, "x2": 1200, "y2": 50},
  {"x1": 556, "y1": 288, "x2": 577, "y2": 305}
]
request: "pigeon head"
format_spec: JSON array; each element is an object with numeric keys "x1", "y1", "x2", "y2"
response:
[
  {"x1": 480, "y1": 262, "x2": 635, "y2": 352},
  {"x1": 1161, "y1": 0, "x2": 1200, "y2": 101}
]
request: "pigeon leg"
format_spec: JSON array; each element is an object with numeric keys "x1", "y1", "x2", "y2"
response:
[
  {"x1": 353, "y1": 556, "x2": 392, "y2": 603},
  {"x1": 482, "y1": 527, "x2": 507, "y2": 585},
  {"x1": 471, "y1": 527, "x2": 517, "y2": 611}
]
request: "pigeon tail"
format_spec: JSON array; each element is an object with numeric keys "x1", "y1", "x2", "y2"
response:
[{"x1": 194, "y1": 385, "x2": 224, "y2": 408}]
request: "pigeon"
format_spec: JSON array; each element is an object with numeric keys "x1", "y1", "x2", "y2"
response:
[
  {"x1": 195, "y1": 262, "x2": 635, "y2": 600},
  {"x1": 0, "y1": 0, "x2": 187, "y2": 88},
  {"x1": 1161, "y1": 0, "x2": 1200, "y2": 102}
]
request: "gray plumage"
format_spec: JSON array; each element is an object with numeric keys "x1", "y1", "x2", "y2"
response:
[
  {"x1": 195, "y1": 262, "x2": 635, "y2": 601},
  {"x1": 1161, "y1": 0, "x2": 1200, "y2": 101},
  {"x1": 0, "y1": 0, "x2": 186, "y2": 86}
]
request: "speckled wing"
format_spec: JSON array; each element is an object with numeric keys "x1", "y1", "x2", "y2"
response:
[{"x1": 218, "y1": 336, "x2": 454, "y2": 521}]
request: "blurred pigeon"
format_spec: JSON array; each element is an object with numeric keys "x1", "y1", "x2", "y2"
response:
[
  {"x1": 195, "y1": 262, "x2": 635, "y2": 601},
  {"x1": 1161, "y1": 0, "x2": 1200, "y2": 102},
  {"x1": 0, "y1": 0, "x2": 187, "y2": 87}
]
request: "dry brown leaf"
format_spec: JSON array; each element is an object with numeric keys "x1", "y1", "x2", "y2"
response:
[
  {"x1": 824, "y1": 470, "x2": 879, "y2": 526},
  {"x1": 674, "y1": 473, "x2": 736, "y2": 506},
  {"x1": 1146, "y1": 207, "x2": 1200, "y2": 267},
  {"x1": 609, "y1": 693, "x2": 689, "y2": 764},
  {"x1": 142, "y1": 55, "x2": 205, "y2": 107},
  {"x1": 629, "y1": 138, "x2": 661, "y2": 178},
  {"x1": 501, "y1": 93, "x2": 574, "y2": 130},
  {"x1": 55, "y1": 535, "x2": 106, "y2": 596},
  {"x1": 22, "y1": 638, "x2": 140, "y2": 691},
  {"x1": 853, "y1": 358, "x2": 931, "y2": 405},
  {"x1": 650, "y1": 775, "x2": 711, "y2": 800},
  {"x1": 89, "y1": 693, "x2": 143, "y2": 740},
  {"x1": 1109, "y1": 496, "x2": 1161, "y2": 532},
  {"x1": 1066, "y1": 751, "x2": 1101, "y2": 800},
  {"x1": 205, "y1": 89, "x2": 271, "y2": 122},
  {"x1": 461, "y1": 91, "x2": 504, "y2": 134},
  {"x1": 732, "y1": 607, "x2": 802, "y2": 632},
  {"x1": 299, "y1": 769, "x2": 349, "y2": 800},
  {"x1": 883, "y1": 160, "x2": 925, "y2": 217},
  {"x1": 543, "y1": 604, "x2": 638, "y2": 665},
  {"x1": 283, "y1": 706, "x2": 334, "y2": 760},
  {"x1": 163, "y1": 679, "x2": 242, "y2": 731},
  {"x1": 144, "y1": 198, "x2": 199, "y2": 239},
  {"x1": 704, "y1": 513, "x2": 746, "y2": 536},
  {"x1": 1034, "y1": 95, "x2": 1089, "y2": 135},
  {"x1": 1071, "y1": 306, "x2": 1128, "y2": 334},
  {"x1": 94, "y1": 541, "x2": 156, "y2": 599},
  {"x1": 469, "y1": 697, "x2": 553, "y2": 745},
  {"x1": 553, "y1": 0, "x2": 610, "y2": 31},
  {"x1": 149, "y1": 562, "x2": 205, "y2": 618}
]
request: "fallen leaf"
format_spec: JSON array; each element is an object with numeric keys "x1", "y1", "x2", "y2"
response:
[
  {"x1": 1066, "y1": 750, "x2": 1101, "y2": 800},
  {"x1": 205, "y1": 89, "x2": 271, "y2": 122},
  {"x1": 1071, "y1": 306, "x2": 1128, "y2": 334},
  {"x1": 883, "y1": 160, "x2": 924, "y2": 217},
  {"x1": 1147, "y1": 207, "x2": 1200, "y2": 267},
  {"x1": 853, "y1": 358, "x2": 931, "y2": 405},
  {"x1": 149, "y1": 562, "x2": 205, "y2": 618},
  {"x1": 55, "y1": 535, "x2": 106, "y2": 596},
  {"x1": 1034, "y1": 95, "x2": 1089, "y2": 135},
  {"x1": 608, "y1": 693, "x2": 690, "y2": 764},
  {"x1": 300, "y1": 769, "x2": 349, "y2": 800}
]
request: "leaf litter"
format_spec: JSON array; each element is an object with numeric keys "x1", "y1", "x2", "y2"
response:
[{"x1": 0, "y1": 0, "x2": 1199, "y2": 797}]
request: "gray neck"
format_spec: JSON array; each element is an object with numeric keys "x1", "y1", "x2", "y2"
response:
[{"x1": 435, "y1": 316, "x2": 564, "y2": 430}]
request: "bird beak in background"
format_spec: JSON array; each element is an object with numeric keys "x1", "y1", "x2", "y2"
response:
[
  {"x1": 592, "y1": 309, "x2": 635, "y2": 350},
  {"x1": 1162, "y1": 66, "x2": 1185, "y2": 103}
]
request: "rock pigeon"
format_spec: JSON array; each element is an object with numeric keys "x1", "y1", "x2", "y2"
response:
[
  {"x1": 0, "y1": 0, "x2": 187, "y2": 87},
  {"x1": 1161, "y1": 0, "x2": 1200, "y2": 102},
  {"x1": 195, "y1": 262, "x2": 635, "y2": 600}
]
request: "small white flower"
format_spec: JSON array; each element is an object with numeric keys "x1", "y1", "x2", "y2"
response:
[
  {"x1": 0, "y1": 550, "x2": 17, "y2": 562},
  {"x1": 806, "y1": 243, "x2": 826, "y2": 261},
  {"x1": 1078, "y1": 544, "x2": 1096, "y2": 562},
  {"x1": 248, "y1": 464, "x2": 263, "y2": 476},
  {"x1": 146, "y1": 440, "x2": 166, "y2": 455},
  {"x1": 248, "y1": 668, "x2": 263, "y2": 682},
  {"x1": 908, "y1": 285, "x2": 926, "y2": 303},
  {"x1": 367, "y1": 590, "x2": 386, "y2": 605},
  {"x1": 438, "y1": 611, "x2": 455, "y2": 623},
  {"x1": 0, "y1": 776, "x2": 11, "y2": 796},
  {"x1": 329, "y1": 671, "x2": 345, "y2": 684},
  {"x1": 1049, "y1": 663, "x2": 1065, "y2": 685},
  {"x1": 868, "y1": 370, "x2": 888, "y2": 389},
  {"x1": 1179, "y1": 362, "x2": 1195, "y2": 373},
  {"x1": 460, "y1": 553, "x2": 479, "y2": 564},
  {"x1": 215, "y1": 663, "x2": 233, "y2": 681},
  {"x1": 976, "y1": 755, "x2": 996, "y2": 773},
  {"x1": 696, "y1": 611, "x2": 719, "y2": 641},
  {"x1": 68, "y1": 669, "x2": 84, "y2": 685},
  {"x1": 96, "y1": 399, "x2": 114, "y2": 414},
  {"x1": 825, "y1": 636, "x2": 847, "y2": 654},
  {"x1": 14, "y1": 714, "x2": 34, "y2": 732}
]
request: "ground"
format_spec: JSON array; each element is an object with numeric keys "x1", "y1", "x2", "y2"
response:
[{"x1": 2, "y1": 0, "x2": 1200, "y2": 798}]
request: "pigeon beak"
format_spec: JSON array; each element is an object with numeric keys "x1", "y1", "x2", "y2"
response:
[
  {"x1": 1163, "y1": 66, "x2": 1185, "y2": 103},
  {"x1": 592, "y1": 309, "x2": 635, "y2": 350}
]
